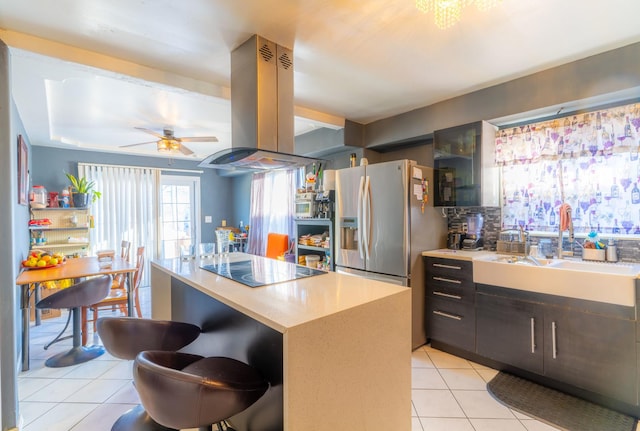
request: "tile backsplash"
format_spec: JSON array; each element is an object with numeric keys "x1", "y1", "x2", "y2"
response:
[
  {"x1": 446, "y1": 207, "x2": 501, "y2": 251},
  {"x1": 446, "y1": 206, "x2": 640, "y2": 262}
]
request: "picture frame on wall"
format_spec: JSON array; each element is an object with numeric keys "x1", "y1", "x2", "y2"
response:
[{"x1": 18, "y1": 134, "x2": 28, "y2": 206}]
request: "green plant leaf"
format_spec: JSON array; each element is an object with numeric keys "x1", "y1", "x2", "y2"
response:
[{"x1": 64, "y1": 171, "x2": 101, "y2": 201}]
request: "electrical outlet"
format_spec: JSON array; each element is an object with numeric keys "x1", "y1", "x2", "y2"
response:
[{"x1": 205, "y1": 216, "x2": 212, "y2": 223}]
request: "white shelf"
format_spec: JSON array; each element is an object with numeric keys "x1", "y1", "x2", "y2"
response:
[
  {"x1": 30, "y1": 207, "x2": 91, "y2": 256},
  {"x1": 31, "y1": 243, "x2": 90, "y2": 249}
]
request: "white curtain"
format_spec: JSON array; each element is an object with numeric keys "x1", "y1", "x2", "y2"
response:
[
  {"x1": 247, "y1": 168, "x2": 303, "y2": 255},
  {"x1": 79, "y1": 163, "x2": 160, "y2": 285}
]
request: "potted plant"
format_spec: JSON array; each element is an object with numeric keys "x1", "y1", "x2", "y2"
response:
[{"x1": 65, "y1": 172, "x2": 102, "y2": 207}]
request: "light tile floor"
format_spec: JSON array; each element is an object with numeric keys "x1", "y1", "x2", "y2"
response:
[{"x1": 18, "y1": 286, "x2": 563, "y2": 430}]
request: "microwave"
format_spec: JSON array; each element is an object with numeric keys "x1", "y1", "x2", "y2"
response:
[{"x1": 295, "y1": 192, "x2": 316, "y2": 218}]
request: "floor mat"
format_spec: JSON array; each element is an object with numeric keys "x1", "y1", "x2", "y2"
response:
[{"x1": 487, "y1": 372, "x2": 637, "y2": 431}]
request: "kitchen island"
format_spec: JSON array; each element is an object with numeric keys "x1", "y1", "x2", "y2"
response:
[{"x1": 150, "y1": 253, "x2": 411, "y2": 431}]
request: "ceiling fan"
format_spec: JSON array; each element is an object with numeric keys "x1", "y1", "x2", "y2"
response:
[{"x1": 121, "y1": 127, "x2": 218, "y2": 156}]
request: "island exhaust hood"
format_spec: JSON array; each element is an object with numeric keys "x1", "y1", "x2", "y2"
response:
[{"x1": 199, "y1": 35, "x2": 318, "y2": 171}]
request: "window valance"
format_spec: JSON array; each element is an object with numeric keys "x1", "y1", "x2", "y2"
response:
[{"x1": 496, "y1": 103, "x2": 640, "y2": 166}]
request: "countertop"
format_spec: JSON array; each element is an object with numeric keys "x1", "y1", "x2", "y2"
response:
[
  {"x1": 422, "y1": 248, "x2": 495, "y2": 261},
  {"x1": 151, "y1": 253, "x2": 409, "y2": 333},
  {"x1": 423, "y1": 248, "x2": 640, "y2": 306}
]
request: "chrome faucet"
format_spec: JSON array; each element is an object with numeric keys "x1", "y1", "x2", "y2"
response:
[
  {"x1": 524, "y1": 255, "x2": 544, "y2": 266},
  {"x1": 557, "y1": 206, "x2": 574, "y2": 259}
]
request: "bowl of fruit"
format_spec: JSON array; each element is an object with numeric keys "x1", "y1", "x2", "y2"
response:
[{"x1": 22, "y1": 251, "x2": 66, "y2": 270}]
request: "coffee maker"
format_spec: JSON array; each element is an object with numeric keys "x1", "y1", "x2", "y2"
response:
[
  {"x1": 462, "y1": 213, "x2": 484, "y2": 250},
  {"x1": 315, "y1": 190, "x2": 334, "y2": 219}
]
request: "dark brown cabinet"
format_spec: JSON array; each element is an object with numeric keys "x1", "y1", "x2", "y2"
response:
[
  {"x1": 544, "y1": 306, "x2": 636, "y2": 405},
  {"x1": 433, "y1": 121, "x2": 498, "y2": 207},
  {"x1": 476, "y1": 292, "x2": 544, "y2": 375},
  {"x1": 424, "y1": 257, "x2": 475, "y2": 352},
  {"x1": 476, "y1": 286, "x2": 637, "y2": 406}
]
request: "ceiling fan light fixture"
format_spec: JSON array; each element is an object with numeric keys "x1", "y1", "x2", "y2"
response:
[
  {"x1": 157, "y1": 139, "x2": 170, "y2": 152},
  {"x1": 156, "y1": 139, "x2": 182, "y2": 153},
  {"x1": 168, "y1": 139, "x2": 181, "y2": 151}
]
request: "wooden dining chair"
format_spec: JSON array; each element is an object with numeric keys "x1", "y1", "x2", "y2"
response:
[
  {"x1": 112, "y1": 240, "x2": 132, "y2": 289},
  {"x1": 83, "y1": 246, "x2": 145, "y2": 337}
]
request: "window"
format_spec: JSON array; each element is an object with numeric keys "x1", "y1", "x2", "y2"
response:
[
  {"x1": 499, "y1": 102, "x2": 640, "y2": 235},
  {"x1": 246, "y1": 168, "x2": 304, "y2": 255}
]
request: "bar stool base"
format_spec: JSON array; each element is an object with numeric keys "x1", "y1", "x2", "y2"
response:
[
  {"x1": 112, "y1": 404, "x2": 177, "y2": 431},
  {"x1": 45, "y1": 345, "x2": 105, "y2": 368}
]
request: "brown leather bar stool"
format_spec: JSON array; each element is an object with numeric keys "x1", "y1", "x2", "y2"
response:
[
  {"x1": 133, "y1": 351, "x2": 269, "y2": 431},
  {"x1": 97, "y1": 317, "x2": 201, "y2": 431},
  {"x1": 35, "y1": 274, "x2": 112, "y2": 367}
]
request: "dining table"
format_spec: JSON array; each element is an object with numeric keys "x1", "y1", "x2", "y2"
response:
[{"x1": 16, "y1": 256, "x2": 137, "y2": 371}]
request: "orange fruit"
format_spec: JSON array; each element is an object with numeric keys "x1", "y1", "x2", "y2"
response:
[{"x1": 41, "y1": 255, "x2": 52, "y2": 262}]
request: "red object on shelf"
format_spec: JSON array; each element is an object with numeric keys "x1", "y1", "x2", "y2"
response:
[{"x1": 28, "y1": 219, "x2": 52, "y2": 226}]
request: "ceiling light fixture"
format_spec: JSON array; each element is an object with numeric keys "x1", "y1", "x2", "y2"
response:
[
  {"x1": 416, "y1": 0, "x2": 502, "y2": 29},
  {"x1": 156, "y1": 139, "x2": 181, "y2": 153}
]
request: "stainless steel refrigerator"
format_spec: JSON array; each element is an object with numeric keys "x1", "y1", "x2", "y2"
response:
[{"x1": 335, "y1": 159, "x2": 446, "y2": 348}]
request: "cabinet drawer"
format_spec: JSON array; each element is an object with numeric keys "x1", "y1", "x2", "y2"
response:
[
  {"x1": 427, "y1": 281, "x2": 475, "y2": 303},
  {"x1": 428, "y1": 297, "x2": 475, "y2": 352},
  {"x1": 425, "y1": 257, "x2": 473, "y2": 283}
]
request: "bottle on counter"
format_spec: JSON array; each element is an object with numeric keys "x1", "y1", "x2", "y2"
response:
[{"x1": 606, "y1": 239, "x2": 618, "y2": 262}]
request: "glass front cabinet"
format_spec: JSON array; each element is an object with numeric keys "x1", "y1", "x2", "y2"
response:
[{"x1": 433, "y1": 120, "x2": 499, "y2": 207}]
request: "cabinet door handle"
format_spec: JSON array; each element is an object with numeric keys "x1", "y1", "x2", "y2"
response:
[
  {"x1": 433, "y1": 263, "x2": 462, "y2": 270},
  {"x1": 432, "y1": 276, "x2": 462, "y2": 284},
  {"x1": 551, "y1": 321, "x2": 557, "y2": 359},
  {"x1": 433, "y1": 291, "x2": 463, "y2": 300},
  {"x1": 530, "y1": 317, "x2": 536, "y2": 353},
  {"x1": 433, "y1": 310, "x2": 462, "y2": 321}
]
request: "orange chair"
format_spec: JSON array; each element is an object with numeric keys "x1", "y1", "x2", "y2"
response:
[
  {"x1": 82, "y1": 246, "x2": 145, "y2": 343},
  {"x1": 266, "y1": 233, "x2": 289, "y2": 259}
]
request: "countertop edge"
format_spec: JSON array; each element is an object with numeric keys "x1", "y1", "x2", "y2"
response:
[
  {"x1": 151, "y1": 256, "x2": 410, "y2": 333},
  {"x1": 422, "y1": 249, "x2": 495, "y2": 261}
]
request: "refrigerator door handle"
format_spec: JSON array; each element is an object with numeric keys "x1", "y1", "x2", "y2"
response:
[
  {"x1": 363, "y1": 175, "x2": 371, "y2": 261},
  {"x1": 357, "y1": 175, "x2": 365, "y2": 259}
]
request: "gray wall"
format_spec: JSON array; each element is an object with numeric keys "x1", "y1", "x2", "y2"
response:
[
  {"x1": 1, "y1": 41, "x2": 29, "y2": 431},
  {"x1": 31, "y1": 147, "x2": 236, "y2": 244},
  {"x1": 365, "y1": 42, "x2": 640, "y2": 148},
  {"x1": 230, "y1": 173, "x2": 252, "y2": 229}
]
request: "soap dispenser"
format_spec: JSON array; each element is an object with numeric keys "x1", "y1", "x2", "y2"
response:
[{"x1": 606, "y1": 238, "x2": 617, "y2": 262}]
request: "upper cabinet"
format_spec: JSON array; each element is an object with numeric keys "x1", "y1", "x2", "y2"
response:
[{"x1": 433, "y1": 121, "x2": 499, "y2": 207}]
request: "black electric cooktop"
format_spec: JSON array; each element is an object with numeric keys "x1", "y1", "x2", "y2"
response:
[{"x1": 201, "y1": 259, "x2": 326, "y2": 288}]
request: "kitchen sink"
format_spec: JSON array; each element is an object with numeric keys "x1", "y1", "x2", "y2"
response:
[
  {"x1": 547, "y1": 259, "x2": 640, "y2": 275},
  {"x1": 473, "y1": 255, "x2": 639, "y2": 306},
  {"x1": 492, "y1": 255, "x2": 555, "y2": 266}
]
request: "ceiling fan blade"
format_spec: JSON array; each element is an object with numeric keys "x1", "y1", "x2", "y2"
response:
[
  {"x1": 178, "y1": 144, "x2": 194, "y2": 156},
  {"x1": 120, "y1": 140, "x2": 157, "y2": 148},
  {"x1": 178, "y1": 136, "x2": 219, "y2": 143},
  {"x1": 134, "y1": 127, "x2": 167, "y2": 140}
]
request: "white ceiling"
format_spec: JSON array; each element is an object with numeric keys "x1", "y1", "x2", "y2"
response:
[{"x1": 2, "y1": 0, "x2": 640, "y2": 160}]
